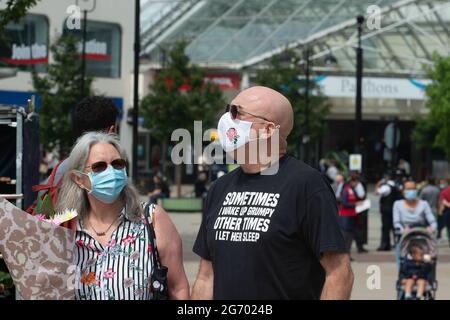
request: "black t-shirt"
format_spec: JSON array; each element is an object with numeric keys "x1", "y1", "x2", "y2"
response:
[{"x1": 193, "y1": 155, "x2": 348, "y2": 300}]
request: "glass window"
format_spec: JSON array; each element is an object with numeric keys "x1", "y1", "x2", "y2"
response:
[
  {"x1": 0, "y1": 14, "x2": 49, "y2": 72},
  {"x1": 64, "y1": 19, "x2": 121, "y2": 78}
]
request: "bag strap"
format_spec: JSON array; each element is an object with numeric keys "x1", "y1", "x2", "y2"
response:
[
  {"x1": 144, "y1": 203, "x2": 162, "y2": 270},
  {"x1": 32, "y1": 160, "x2": 64, "y2": 192}
]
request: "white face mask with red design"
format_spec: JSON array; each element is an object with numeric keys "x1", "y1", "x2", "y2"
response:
[{"x1": 218, "y1": 112, "x2": 254, "y2": 152}]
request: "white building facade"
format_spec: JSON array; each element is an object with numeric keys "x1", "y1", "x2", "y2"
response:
[{"x1": 0, "y1": 0, "x2": 135, "y2": 162}]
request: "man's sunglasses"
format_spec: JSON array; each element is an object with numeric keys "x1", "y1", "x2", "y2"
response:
[
  {"x1": 226, "y1": 104, "x2": 270, "y2": 122},
  {"x1": 86, "y1": 158, "x2": 127, "y2": 173}
]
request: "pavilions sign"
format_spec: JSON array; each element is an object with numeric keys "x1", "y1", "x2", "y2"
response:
[{"x1": 315, "y1": 76, "x2": 431, "y2": 100}]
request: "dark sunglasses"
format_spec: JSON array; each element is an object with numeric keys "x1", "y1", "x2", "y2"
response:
[
  {"x1": 86, "y1": 158, "x2": 127, "y2": 173},
  {"x1": 225, "y1": 104, "x2": 270, "y2": 122}
]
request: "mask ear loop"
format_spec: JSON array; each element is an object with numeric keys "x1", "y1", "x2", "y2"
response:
[{"x1": 74, "y1": 170, "x2": 93, "y2": 193}]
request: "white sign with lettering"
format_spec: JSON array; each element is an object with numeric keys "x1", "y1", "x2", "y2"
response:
[{"x1": 316, "y1": 76, "x2": 431, "y2": 100}]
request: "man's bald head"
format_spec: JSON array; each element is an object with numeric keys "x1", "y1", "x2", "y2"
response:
[{"x1": 231, "y1": 86, "x2": 294, "y2": 140}]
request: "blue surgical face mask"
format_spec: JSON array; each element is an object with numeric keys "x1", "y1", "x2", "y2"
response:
[
  {"x1": 404, "y1": 189, "x2": 417, "y2": 200},
  {"x1": 79, "y1": 165, "x2": 128, "y2": 204}
]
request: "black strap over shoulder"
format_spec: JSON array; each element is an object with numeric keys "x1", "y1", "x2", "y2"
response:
[{"x1": 144, "y1": 203, "x2": 169, "y2": 300}]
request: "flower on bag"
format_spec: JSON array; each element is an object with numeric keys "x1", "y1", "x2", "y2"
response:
[{"x1": 226, "y1": 128, "x2": 239, "y2": 144}]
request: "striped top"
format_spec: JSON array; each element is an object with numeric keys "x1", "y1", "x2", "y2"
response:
[{"x1": 74, "y1": 206, "x2": 155, "y2": 300}]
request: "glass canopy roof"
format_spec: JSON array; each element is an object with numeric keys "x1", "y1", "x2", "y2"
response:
[{"x1": 141, "y1": 0, "x2": 450, "y2": 75}]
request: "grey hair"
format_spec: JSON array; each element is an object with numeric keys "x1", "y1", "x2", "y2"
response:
[{"x1": 56, "y1": 131, "x2": 143, "y2": 221}]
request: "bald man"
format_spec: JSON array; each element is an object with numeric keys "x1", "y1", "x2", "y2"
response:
[{"x1": 191, "y1": 86, "x2": 353, "y2": 300}]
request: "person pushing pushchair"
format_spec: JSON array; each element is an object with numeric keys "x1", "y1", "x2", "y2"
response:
[
  {"x1": 393, "y1": 180, "x2": 438, "y2": 299},
  {"x1": 393, "y1": 180, "x2": 437, "y2": 247}
]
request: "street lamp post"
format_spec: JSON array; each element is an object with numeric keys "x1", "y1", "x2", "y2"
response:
[
  {"x1": 76, "y1": 0, "x2": 96, "y2": 99},
  {"x1": 303, "y1": 47, "x2": 311, "y2": 165},
  {"x1": 132, "y1": 0, "x2": 140, "y2": 184},
  {"x1": 80, "y1": 9, "x2": 87, "y2": 98},
  {"x1": 355, "y1": 15, "x2": 364, "y2": 153}
]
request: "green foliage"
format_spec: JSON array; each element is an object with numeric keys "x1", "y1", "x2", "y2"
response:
[
  {"x1": 0, "y1": 0, "x2": 39, "y2": 27},
  {"x1": 34, "y1": 193, "x2": 56, "y2": 218},
  {"x1": 255, "y1": 49, "x2": 330, "y2": 154},
  {"x1": 325, "y1": 150, "x2": 350, "y2": 177},
  {"x1": 0, "y1": 0, "x2": 40, "y2": 49},
  {"x1": 412, "y1": 53, "x2": 450, "y2": 159},
  {"x1": 141, "y1": 41, "x2": 225, "y2": 141},
  {"x1": 32, "y1": 34, "x2": 92, "y2": 157}
]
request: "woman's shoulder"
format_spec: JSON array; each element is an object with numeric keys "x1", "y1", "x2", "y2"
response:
[
  {"x1": 393, "y1": 199, "x2": 404, "y2": 207},
  {"x1": 418, "y1": 199, "x2": 431, "y2": 209}
]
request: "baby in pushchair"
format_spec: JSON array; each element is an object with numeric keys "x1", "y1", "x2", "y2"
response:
[{"x1": 396, "y1": 228, "x2": 437, "y2": 300}]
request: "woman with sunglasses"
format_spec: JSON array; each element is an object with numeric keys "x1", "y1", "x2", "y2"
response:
[{"x1": 56, "y1": 132, "x2": 189, "y2": 300}]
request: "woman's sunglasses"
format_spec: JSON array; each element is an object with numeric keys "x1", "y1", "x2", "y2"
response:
[
  {"x1": 225, "y1": 104, "x2": 270, "y2": 122},
  {"x1": 86, "y1": 158, "x2": 127, "y2": 173}
]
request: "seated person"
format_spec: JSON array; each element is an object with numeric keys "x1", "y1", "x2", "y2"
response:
[
  {"x1": 400, "y1": 244, "x2": 432, "y2": 300},
  {"x1": 148, "y1": 173, "x2": 170, "y2": 204}
]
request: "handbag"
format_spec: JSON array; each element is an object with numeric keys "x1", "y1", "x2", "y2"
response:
[{"x1": 144, "y1": 203, "x2": 169, "y2": 300}]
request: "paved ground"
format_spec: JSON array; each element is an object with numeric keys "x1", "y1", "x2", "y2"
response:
[{"x1": 166, "y1": 189, "x2": 450, "y2": 300}]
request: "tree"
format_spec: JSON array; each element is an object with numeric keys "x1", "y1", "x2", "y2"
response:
[
  {"x1": 140, "y1": 41, "x2": 225, "y2": 195},
  {"x1": 0, "y1": 0, "x2": 40, "y2": 27},
  {"x1": 32, "y1": 34, "x2": 92, "y2": 158},
  {"x1": 0, "y1": 0, "x2": 41, "y2": 59},
  {"x1": 0, "y1": 0, "x2": 40, "y2": 43},
  {"x1": 255, "y1": 49, "x2": 330, "y2": 157},
  {"x1": 412, "y1": 53, "x2": 450, "y2": 159}
]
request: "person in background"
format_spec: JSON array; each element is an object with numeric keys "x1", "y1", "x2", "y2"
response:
[
  {"x1": 148, "y1": 173, "x2": 170, "y2": 205},
  {"x1": 438, "y1": 178, "x2": 448, "y2": 191},
  {"x1": 53, "y1": 96, "x2": 119, "y2": 185},
  {"x1": 194, "y1": 171, "x2": 208, "y2": 198},
  {"x1": 439, "y1": 180, "x2": 450, "y2": 246},
  {"x1": 376, "y1": 172, "x2": 402, "y2": 251},
  {"x1": 419, "y1": 176, "x2": 440, "y2": 227},
  {"x1": 333, "y1": 173, "x2": 345, "y2": 203},
  {"x1": 393, "y1": 180, "x2": 436, "y2": 267},
  {"x1": 339, "y1": 174, "x2": 364, "y2": 256},
  {"x1": 437, "y1": 178, "x2": 449, "y2": 239},
  {"x1": 352, "y1": 172, "x2": 369, "y2": 254},
  {"x1": 319, "y1": 159, "x2": 328, "y2": 175},
  {"x1": 326, "y1": 159, "x2": 339, "y2": 184},
  {"x1": 400, "y1": 245, "x2": 432, "y2": 300},
  {"x1": 393, "y1": 181, "x2": 437, "y2": 234},
  {"x1": 398, "y1": 159, "x2": 411, "y2": 177}
]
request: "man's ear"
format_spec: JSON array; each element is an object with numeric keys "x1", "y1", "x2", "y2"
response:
[
  {"x1": 260, "y1": 123, "x2": 278, "y2": 139},
  {"x1": 107, "y1": 125, "x2": 116, "y2": 134}
]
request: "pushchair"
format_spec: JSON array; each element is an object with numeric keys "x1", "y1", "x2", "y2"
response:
[{"x1": 395, "y1": 228, "x2": 438, "y2": 300}]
